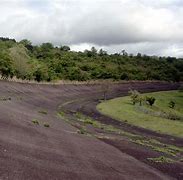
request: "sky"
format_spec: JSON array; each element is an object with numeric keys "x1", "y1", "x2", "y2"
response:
[{"x1": 0, "y1": 0, "x2": 183, "y2": 57}]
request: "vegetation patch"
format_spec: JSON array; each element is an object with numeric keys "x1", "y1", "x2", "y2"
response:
[
  {"x1": 0, "y1": 37, "x2": 183, "y2": 82},
  {"x1": 147, "y1": 156, "x2": 175, "y2": 163},
  {"x1": 0, "y1": 97, "x2": 11, "y2": 101},
  {"x1": 58, "y1": 110, "x2": 183, "y2": 162},
  {"x1": 44, "y1": 123, "x2": 50, "y2": 128},
  {"x1": 38, "y1": 109, "x2": 48, "y2": 115},
  {"x1": 32, "y1": 119, "x2": 39, "y2": 125},
  {"x1": 131, "y1": 138, "x2": 183, "y2": 157},
  {"x1": 97, "y1": 91, "x2": 183, "y2": 137},
  {"x1": 77, "y1": 127, "x2": 87, "y2": 135},
  {"x1": 59, "y1": 111, "x2": 65, "y2": 117}
]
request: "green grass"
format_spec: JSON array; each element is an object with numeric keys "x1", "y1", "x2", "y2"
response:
[
  {"x1": 57, "y1": 110, "x2": 183, "y2": 157},
  {"x1": 97, "y1": 91, "x2": 183, "y2": 137},
  {"x1": 0, "y1": 97, "x2": 11, "y2": 101},
  {"x1": 77, "y1": 127, "x2": 87, "y2": 135},
  {"x1": 38, "y1": 109, "x2": 48, "y2": 115},
  {"x1": 32, "y1": 119, "x2": 39, "y2": 125},
  {"x1": 44, "y1": 123, "x2": 50, "y2": 128},
  {"x1": 131, "y1": 138, "x2": 183, "y2": 156},
  {"x1": 147, "y1": 156, "x2": 175, "y2": 163}
]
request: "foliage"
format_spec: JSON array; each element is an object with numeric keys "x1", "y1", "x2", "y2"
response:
[
  {"x1": 9, "y1": 45, "x2": 31, "y2": 79},
  {"x1": 0, "y1": 37, "x2": 183, "y2": 82},
  {"x1": 97, "y1": 91, "x2": 183, "y2": 137},
  {"x1": 0, "y1": 96, "x2": 11, "y2": 101},
  {"x1": 146, "y1": 96, "x2": 156, "y2": 106},
  {"x1": 169, "y1": 101, "x2": 175, "y2": 109},
  {"x1": 32, "y1": 119, "x2": 39, "y2": 125},
  {"x1": 147, "y1": 156, "x2": 174, "y2": 163},
  {"x1": 44, "y1": 123, "x2": 50, "y2": 128},
  {"x1": 129, "y1": 89, "x2": 140, "y2": 105},
  {"x1": 38, "y1": 109, "x2": 48, "y2": 115},
  {"x1": 0, "y1": 52, "x2": 14, "y2": 78},
  {"x1": 60, "y1": 45, "x2": 70, "y2": 51},
  {"x1": 77, "y1": 127, "x2": 87, "y2": 134}
]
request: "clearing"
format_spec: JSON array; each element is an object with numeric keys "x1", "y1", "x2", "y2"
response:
[{"x1": 97, "y1": 90, "x2": 183, "y2": 137}]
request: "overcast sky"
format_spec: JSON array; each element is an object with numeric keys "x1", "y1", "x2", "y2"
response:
[{"x1": 0, "y1": 0, "x2": 183, "y2": 57}]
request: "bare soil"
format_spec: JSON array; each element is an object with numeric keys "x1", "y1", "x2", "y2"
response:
[{"x1": 0, "y1": 80, "x2": 181, "y2": 180}]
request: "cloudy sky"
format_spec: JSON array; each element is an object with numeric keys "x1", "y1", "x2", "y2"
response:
[{"x1": 1, "y1": 0, "x2": 183, "y2": 57}]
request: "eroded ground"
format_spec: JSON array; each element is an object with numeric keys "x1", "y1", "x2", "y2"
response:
[{"x1": 0, "y1": 81, "x2": 182, "y2": 180}]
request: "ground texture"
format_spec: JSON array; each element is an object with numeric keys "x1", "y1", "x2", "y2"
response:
[{"x1": 0, "y1": 81, "x2": 182, "y2": 180}]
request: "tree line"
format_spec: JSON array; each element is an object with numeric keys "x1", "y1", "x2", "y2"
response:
[{"x1": 0, "y1": 37, "x2": 183, "y2": 82}]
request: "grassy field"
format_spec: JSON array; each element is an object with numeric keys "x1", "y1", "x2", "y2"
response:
[{"x1": 97, "y1": 91, "x2": 183, "y2": 137}]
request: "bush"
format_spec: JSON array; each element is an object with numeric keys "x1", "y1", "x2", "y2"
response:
[
  {"x1": 146, "y1": 96, "x2": 156, "y2": 106},
  {"x1": 169, "y1": 101, "x2": 175, "y2": 109},
  {"x1": 32, "y1": 119, "x2": 39, "y2": 125},
  {"x1": 44, "y1": 123, "x2": 50, "y2": 128},
  {"x1": 38, "y1": 109, "x2": 48, "y2": 115},
  {"x1": 129, "y1": 89, "x2": 140, "y2": 105}
]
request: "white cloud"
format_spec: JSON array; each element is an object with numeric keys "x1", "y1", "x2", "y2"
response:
[{"x1": 0, "y1": 0, "x2": 183, "y2": 57}]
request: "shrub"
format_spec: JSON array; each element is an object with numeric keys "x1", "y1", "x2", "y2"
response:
[
  {"x1": 169, "y1": 101, "x2": 175, "y2": 109},
  {"x1": 84, "y1": 119, "x2": 94, "y2": 125},
  {"x1": 77, "y1": 127, "x2": 86, "y2": 134},
  {"x1": 147, "y1": 156, "x2": 174, "y2": 163},
  {"x1": 38, "y1": 109, "x2": 48, "y2": 115},
  {"x1": 44, "y1": 123, "x2": 50, "y2": 128},
  {"x1": 138, "y1": 95, "x2": 145, "y2": 106},
  {"x1": 129, "y1": 89, "x2": 140, "y2": 105},
  {"x1": 32, "y1": 119, "x2": 39, "y2": 125},
  {"x1": 146, "y1": 96, "x2": 156, "y2": 106},
  {"x1": 0, "y1": 97, "x2": 11, "y2": 101}
]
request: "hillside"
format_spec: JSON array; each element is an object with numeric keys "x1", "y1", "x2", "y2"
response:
[
  {"x1": 0, "y1": 81, "x2": 181, "y2": 179},
  {"x1": 0, "y1": 37, "x2": 183, "y2": 82}
]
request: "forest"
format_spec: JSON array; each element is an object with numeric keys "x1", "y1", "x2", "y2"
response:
[{"x1": 0, "y1": 37, "x2": 183, "y2": 82}]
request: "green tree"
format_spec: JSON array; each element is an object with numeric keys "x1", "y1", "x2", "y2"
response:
[
  {"x1": 98, "y1": 49, "x2": 107, "y2": 56},
  {"x1": 0, "y1": 52, "x2": 14, "y2": 78},
  {"x1": 60, "y1": 45, "x2": 70, "y2": 51},
  {"x1": 129, "y1": 89, "x2": 140, "y2": 105},
  {"x1": 146, "y1": 96, "x2": 156, "y2": 106},
  {"x1": 91, "y1": 47, "x2": 97, "y2": 56},
  {"x1": 40, "y1": 43, "x2": 54, "y2": 52}
]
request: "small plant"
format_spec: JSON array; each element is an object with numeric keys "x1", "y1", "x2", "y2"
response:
[
  {"x1": 146, "y1": 96, "x2": 156, "y2": 106},
  {"x1": 44, "y1": 123, "x2": 50, "y2": 128},
  {"x1": 32, "y1": 119, "x2": 39, "y2": 125},
  {"x1": 16, "y1": 96, "x2": 23, "y2": 101},
  {"x1": 76, "y1": 112, "x2": 82, "y2": 118},
  {"x1": 59, "y1": 111, "x2": 65, "y2": 117},
  {"x1": 129, "y1": 89, "x2": 145, "y2": 106},
  {"x1": 169, "y1": 101, "x2": 175, "y2": 109},
  {"x1": 138, "y1": 95, "x2": 145, "y2": 106},
  {"x1": 84, "y1": 119, "x2": 94, "y2": 125},
  {"x1": 147, "y1": 156, "x2": 174, "y2": 163},
  {"x1": 129, "y1": 89, "x2": 140, "y2": 105},
  {"x1": 38, "y1": 109, "x2": 48, "y2": 115},
  {"x1": 0, "y1": 97, "x2": 11, "y2": 101},
  {"x1": 77, "y1": 127, "x2": 87, "y2": 134}
]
